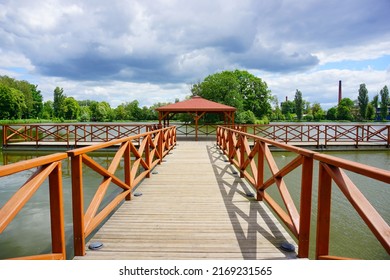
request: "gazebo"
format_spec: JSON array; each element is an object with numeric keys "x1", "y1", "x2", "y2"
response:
[{"x1": 155, "y1": 96, "x2": 236, "y2": 141}]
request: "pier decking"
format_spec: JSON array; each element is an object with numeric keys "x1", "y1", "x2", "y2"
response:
[{"x1": 75, "y1": 141, "x2": 297, "y2": 260}]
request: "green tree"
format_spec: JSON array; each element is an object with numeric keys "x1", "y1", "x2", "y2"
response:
[
  {"x1": 31, "y1": 85, "x2": 43, "y2": 118},
  {"x1": 371, "y1": 94, "x2": 379, "y2": 109},
  {"x1": 366, "y1": 103, "x2": 375, "y2": 120},
  {"x1": 357, "y1": 83, "x2": 369, "y2": 120},
  {"x1": 0, "y1": 75, "x2": 43, "y2": 118},
  {"x1": 337, "y1": 98, "x2": 354, "y2": 121},
  {"x1": 236, "y1": 110, "x2": 257, "y2": 124},
  {"x1": 89, "y1": 101, "x2": 113, "y2": 122},
  {"x1": 281, "y1": 100, "x2": 295, "y2": 116},
  {"x1": 114, "y1": 104, "x2": 128, "y2": 120},
  {"x1": 294, "y1": 89, "x2": 303, "y2": 121},
  {"x1": 42, "y1": 101, "x2": 54, "y2": 119},
  {"x1": 79, "y1": 106, "x2": 91, "y2": 122},
  {"x1": 311, "y1": 102, "x2": 325, "y2": 120},
  {"x1": 0, "y1": 84, "x2": 26, "y2": 119},
  {"x1": 63, "y1": 97, "x2": 81, "y2": 120},
  {"x1": 199, "y1": 70, "x2": 243, "y2": 111},
  {"x1": 197, "y1": 70, "x2": 272, "y2": 122},
  {"x1": 326, "y1": 107, "x2": 337, "y2": 120},
  {"x1": 235, "y1": 70, "x2": 271, "y2": 118},
  {"x1": 380, "y1": 85, "x2": 389, "y2": 120},
  {"x1": 53, "y1": 87, "x2": 66, "y2": 118},
  {"x1": 124, "y1": 100, "x2": 142, "y2": 120}
]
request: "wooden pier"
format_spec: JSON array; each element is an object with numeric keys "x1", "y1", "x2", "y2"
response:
[
  {"x1": 1, "y1": 125, "x2": 388, "y2": 260},
  {"x1": 75, "y1": 141, "x2": 297, "y2": 260}
]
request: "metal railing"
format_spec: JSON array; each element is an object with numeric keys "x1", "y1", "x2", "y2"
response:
[{"x1": 217, "y1": 125, "x2": 390, "y2": 259}]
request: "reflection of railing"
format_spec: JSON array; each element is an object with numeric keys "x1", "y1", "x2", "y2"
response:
[
  {"x1": 233, "y1": 124, "x2": 390, "y2": 148},
  {"x1": 2, "y1": 124, "x2": 158, "y2": 148},
  {"x1": 217, "y1": 126, "x2": 390, "y2": 259},
  {"x1": 0, "y1": 153, "x2": 68, "y2": 259},
  {"x1": 0, "y1": 126, "x2": 176, "y2": 259}
]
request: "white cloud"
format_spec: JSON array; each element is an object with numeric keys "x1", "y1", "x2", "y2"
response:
[{"x1": 0, "y1": 0, "x2": 389, "y2": 109}]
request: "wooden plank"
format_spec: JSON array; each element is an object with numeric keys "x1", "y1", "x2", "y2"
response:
[{"x1": 74, "y1": 141, "x2": 297, "y2": 260}]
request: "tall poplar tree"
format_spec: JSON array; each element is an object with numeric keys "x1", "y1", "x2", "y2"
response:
[
  {"x1": 53, "y1": 87, "x2": 66, "y2": 118},
  {"x1": 357, "y1": 83, "x2": 369, "y2": 120},
  {"x1": 294, "y1": 89, "x2": 303, "y2": 121},
  {"x1": 380, "y1": 85, "x2": 389, "y2": 120}
]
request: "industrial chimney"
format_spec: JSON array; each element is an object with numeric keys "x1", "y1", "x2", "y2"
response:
[{"x1": 338, "y1": 80, "x2": 342, "y2": 104}]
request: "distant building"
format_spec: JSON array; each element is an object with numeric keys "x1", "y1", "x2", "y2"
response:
[{"x1": 375, "y1": 106, "x2": 390, "y2": 121}]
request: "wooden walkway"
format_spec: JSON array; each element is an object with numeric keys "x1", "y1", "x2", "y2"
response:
[{"x1": 75, "y1": 141, "x2": 297, "y2": 260}]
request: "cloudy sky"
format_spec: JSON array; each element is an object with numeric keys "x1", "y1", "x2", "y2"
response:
[{"x1": 1, "y1": 0, "x2": 389, "y2": 109}]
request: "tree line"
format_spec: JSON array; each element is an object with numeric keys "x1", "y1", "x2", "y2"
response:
[
  {"x1": 274, "y1": 84, "x2": 389, "y2": 122},
  {"x1": 1, "y1": 73, "x2": 389, "y2": 123}
]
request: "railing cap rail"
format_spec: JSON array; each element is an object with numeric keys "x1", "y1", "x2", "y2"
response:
[{"x1": 0, "y1": 153, "x2": 68, "y2": 177}]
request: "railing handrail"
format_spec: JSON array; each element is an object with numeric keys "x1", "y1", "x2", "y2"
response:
[{"x1": 216, "y1": 125, "x2": 390, "y2": 259}]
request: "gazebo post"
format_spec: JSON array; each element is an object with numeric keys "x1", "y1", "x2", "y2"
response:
[{"x1": 195, "y1": 112, "x2": 198, "y2": 141}]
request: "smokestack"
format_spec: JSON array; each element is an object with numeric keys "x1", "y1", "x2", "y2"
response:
[
  {"x1": 286, "y1": 96, "x2": 288, "y2": 102},
  {"x1": 338, "y1": 80, "x2": 342, "y2": 104}
]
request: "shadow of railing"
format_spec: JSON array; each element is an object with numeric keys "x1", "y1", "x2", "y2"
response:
[{"x1": 206, "y1": 144, "x2": 296, "y2": 259}]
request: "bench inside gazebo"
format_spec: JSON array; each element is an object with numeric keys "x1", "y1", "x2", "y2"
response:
[{"x1": 155, "y1": 96, "x2": 236, "y2": 141}]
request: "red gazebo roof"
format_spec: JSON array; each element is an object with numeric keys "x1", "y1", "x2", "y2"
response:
[{"x1": 155, "y1": 96, "x2": 236, "y2": 112}]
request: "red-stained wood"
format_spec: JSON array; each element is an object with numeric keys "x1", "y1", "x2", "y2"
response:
[
  {"x1": 49, "y1": 162, "x2": 66, "y2": 259},
  {"x1": 322, "y1": 164, "x2": 390, "y2": 254},
  {"x1": 217, "y1": 125, "x2": 389, "y2": 260},
  {"x1": 316, "y1": 162, "x2": 332, "y2": 259},
  {"x1": 298, "y1": 156, "x2": 313, "y2": 258}
]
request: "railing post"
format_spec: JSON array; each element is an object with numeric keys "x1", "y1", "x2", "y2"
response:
[
  {"x1": 71, "y1": 154, "x2": 86, "y2": 256},
  {"x1": 48, "y1": 162, "x2": 66, "y2": 259},
  {"x1": 256, "y1": 141, "x2": 265, "y2": 201},
  {"x1": 35, "y1": 125, "x2": 39, "y2": 147},
  {"x1": 228, "y1": 130, "x2": 234, "y2": 164},
  {"x1": 316, "y1": 162, "x2": 332, "y2": 259},
  {"x1": 324, "y1": 125, "x2": 328, "y2": 147},
  {"x1": 2, "y1": 125, "x2": 7, "y2": 147},
  {"x1": 355, "y1": 125, "x2": 359, "y2": 147},
  {"x1": 158, "y1": 130, "x2": 163, "y2": 164},
  {"x1": 387, "y1": 126, "x2": 390, "y2": 148},
  {"x1": 146, "y1": 135, "x2": 151, "y2": 178},
  {"x1": 298, "y1": 155, "x2": 313, "y2": 258},
  {"x1": 125, "y1": 141, "x2": 132, "y2": 201},
  {"x1": 239, "y1": 135, "x2": 245, "y2": 178}
]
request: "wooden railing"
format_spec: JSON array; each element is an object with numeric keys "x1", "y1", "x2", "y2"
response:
[
  {"x1": 235, "y1": 124, "x2": 390, "y2": 148},
  {"x1": 0, "y1": 153, "x2": 68, "y2": 260},
  {"x1": 2, "y1": 124, "x2": 158, "y2": 148},
  {"x1": 68, "y1": 126, "x2": 176, "y2": 256},
  {"x1": 0, "y1": 126, "x2": 176, "y2": 259},
  {"x1": 3, "y1": 123, "x2": 389, "y2": 148},
  {"x1": 217, "y1": 126, "x2": 390, "y2": 259},
  {"x1": 175, "y1": 123, "x2": 217, "y2": 138}
]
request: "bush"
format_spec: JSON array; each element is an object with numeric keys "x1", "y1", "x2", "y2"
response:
[
  {"x1": 304, "y1": 114, "x2": 314, "y2": 121},
  {"x1": 236, "y1": 110, "x2": 257, "y2": 124}
]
